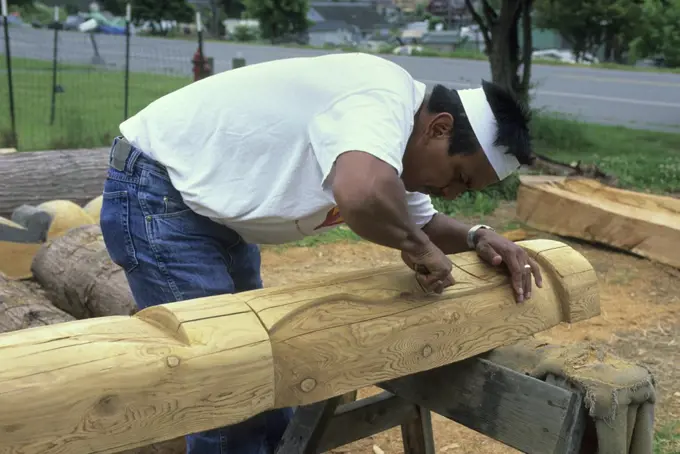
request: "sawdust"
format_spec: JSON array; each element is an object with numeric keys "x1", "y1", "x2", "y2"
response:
[{"x1": 257, "y1": 201, "x2": 680, "y2": 454}]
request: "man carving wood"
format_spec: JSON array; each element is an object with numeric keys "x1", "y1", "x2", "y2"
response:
[{"x1": 99, "y1": 52, "x2": 542, "y2": 454}]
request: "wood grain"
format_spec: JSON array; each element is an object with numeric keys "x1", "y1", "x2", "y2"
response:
[
  {"x1": 516, "y1": 175, "x2": 680, "y2": 269},
  {"x1": 0, "y1": 239, "x2": 599, "y2": 454},
  {"x1": 0, "y1": 272, "x2": 75, "y2": 333}
]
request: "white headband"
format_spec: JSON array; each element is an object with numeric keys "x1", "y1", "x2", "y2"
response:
[{"x1": 457, "y1": 87, "x2": 520, "y2": 180}]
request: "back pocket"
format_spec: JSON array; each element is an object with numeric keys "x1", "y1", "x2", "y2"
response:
[{"x1": 99, "y1": 190, "x2": 139, "y2": 273}]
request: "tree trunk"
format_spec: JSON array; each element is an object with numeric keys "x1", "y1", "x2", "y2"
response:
[
  {"x1": 0, "y1": 272, "x2": 75, "y2": 333},
  {"x1": 488, "y1": 0, "x2": 523, "y2": 96},
  {"x1": 31, "y1": 224, "x2": 136, "y2": 319},
  {"x1": 0, "y1": 148, "x2": 110, "y2": 218}
]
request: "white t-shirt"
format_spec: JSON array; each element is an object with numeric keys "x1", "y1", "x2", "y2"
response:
[{"x1": 119, "y1": 52, "x2": 437, "y2": 245}]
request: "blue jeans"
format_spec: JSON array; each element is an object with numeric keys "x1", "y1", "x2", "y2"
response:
[{"x1": 99, "y1": 137, "x2": 293, "y2": 454}]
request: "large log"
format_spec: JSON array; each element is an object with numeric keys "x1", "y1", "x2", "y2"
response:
[
  {"x1": 31, "y1": 224, "x2": 136, "y2": 318},
  {"x1": 0, "y1": 239, "x2": 600, "y2": 454},
  {"x1": 0, "y1": 272, "x2": 75, "y2": 333},
  {"x1": 0, "y1": 147, "x2": 109, "y2": 218},
  {"x1": 516, "y1": 175, "x2": 680, "y2": 269}
]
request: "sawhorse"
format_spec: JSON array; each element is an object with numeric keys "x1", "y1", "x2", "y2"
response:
[{"x1": 275, "y1": 356, "x2": 595, "y2": 454}]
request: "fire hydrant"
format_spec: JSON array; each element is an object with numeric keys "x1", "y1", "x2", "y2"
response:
[{"x1": 192, "y1": 48, "x2": 213, "y2": 81}]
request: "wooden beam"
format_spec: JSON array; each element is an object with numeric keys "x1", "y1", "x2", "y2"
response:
[
  {"x1": 0, "y1": 239, "x2": 600, "y2": 454},
  {"x1": 516, "y1": 175, "x2": 680, "y2": 269},
  {"x1": 379, "y1": 357, "x2": 586, "y2": 454},
  {"x1": 275, "y1": 396, "x2": 344, "y2": 454},
  {"x1": 317, "y1": 392, "x2": 419, "y2": 452}
]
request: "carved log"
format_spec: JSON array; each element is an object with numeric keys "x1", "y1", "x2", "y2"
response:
[
  {"x1": 516, "y1": 175, "x2": 680, "y2": 269},
  {"x1": 0, "y1": 272, "x2": 75, "y2": 333},
  {"x1": 31, "y1": 224, "x2": 136, "y2": 318},
  {"x1": 0, "y1": 148, "x2": 109, "y2": 218},
  {"x1": 0, "y1": 239, "x2": 600, "y2": 454}
]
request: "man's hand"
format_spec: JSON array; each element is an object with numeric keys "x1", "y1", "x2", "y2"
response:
[
  {"x1": 400, "y1": 241, "x2": 455, "y2": 294},
  {"x1": 474, "y1": 229, "x2": 543, "y2": 303}
]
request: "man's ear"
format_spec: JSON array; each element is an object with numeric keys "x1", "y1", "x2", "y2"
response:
[{"x1": 428, "y1": 113, "x2": 454, "y2": 139}]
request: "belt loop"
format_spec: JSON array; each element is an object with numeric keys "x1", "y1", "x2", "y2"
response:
[{"x1": 126, "y1": 148, "x2": 142, "y2": 175}]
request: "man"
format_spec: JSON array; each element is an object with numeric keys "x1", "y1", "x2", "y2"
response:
[{"x1": 99, "y1": 51, "x2": 542, "y2": 454}]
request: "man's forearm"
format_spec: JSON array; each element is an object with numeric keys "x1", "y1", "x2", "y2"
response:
[
  {"x1": 336, "y1": 177, "x2": 431, "y2": 254},
  {"x1": 421, "y1": 213, "x2": 473, "y2": 255},
  {"x1": 332, "y1": 152, "x2": 430, "y2": 255}
]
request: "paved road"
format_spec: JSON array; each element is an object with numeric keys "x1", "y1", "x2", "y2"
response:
[{"x1": 3, "y1": 26, "x2": 680, "y2": 132}]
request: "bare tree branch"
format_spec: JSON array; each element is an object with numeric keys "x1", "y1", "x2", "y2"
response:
[
  {"x1": 464, "y1": 0, "x2": 492, "y2": 49},
  {"x1": 481, "y1": 0, "x2": 498, "y2": 24}
]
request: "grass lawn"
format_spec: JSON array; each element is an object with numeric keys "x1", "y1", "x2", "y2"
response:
[{"x1": 0, "y1": 57, "x2": 190, "y2": 151}]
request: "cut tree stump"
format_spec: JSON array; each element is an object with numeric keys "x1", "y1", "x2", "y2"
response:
[
  {"x1": 0, "y1": 272, "x2": 75, "y2": 333},
  {"x1": 0, "y1": 239, "x2": 600, "y2": 454},
  {"x1": 516, "y1": 175, "x2": 680, "y2": 269},
  {"x1": 0, "y1": 147, "x2": 109, "y2": 218},
  {"x1": 31, "y1": 224, "x2": 136, "y2": 318}
]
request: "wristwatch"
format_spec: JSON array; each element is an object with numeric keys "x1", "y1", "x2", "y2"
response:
[{"x1": 467, "y1": 224, "x2": 494, "y2": 249}]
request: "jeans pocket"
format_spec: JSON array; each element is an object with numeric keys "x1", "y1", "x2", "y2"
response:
[
  {"x1": 139, "y1": 168, "x2": 192, "y2": 218},
  {"x1": 100, "y1": 189, "x2": 139, "y2": 273}
]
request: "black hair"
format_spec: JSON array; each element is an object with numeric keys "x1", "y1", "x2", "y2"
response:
[{"x1": 425, "y1": 80, "x2": 534, "y2": 166}]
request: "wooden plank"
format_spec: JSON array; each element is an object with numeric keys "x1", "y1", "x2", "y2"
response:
[
  {"x1": 546, "y1": 375, "x2": 589, "y2": 454},
  {"x1": 379, "y1": 357, "x2": 584, "y2": 454},
  {"x1": 317, "y1": 392, "x2": 419, "y2": 452},
  {"x1": 275, "y1": 396, "x2": 343, "y2": 454},
  {"x1": 0, "y1": 239, "x2": 600, "y2": 454},
  {"x1": 516, "y1": 175, "x2": 680, "y2": 269}
]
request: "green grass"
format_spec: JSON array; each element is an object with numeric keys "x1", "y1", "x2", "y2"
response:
[
  {"x1": 655, "y1": 421, "x2": 680, "y2": 454},
  {"x1": 531, "y1": 111, "x2": 680, "y2": 193},
  {"x1": 0, "y1": 57, "x2": 189, "y2": 151}
]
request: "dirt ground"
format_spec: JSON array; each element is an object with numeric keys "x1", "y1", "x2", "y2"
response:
[{"x1": 259, "y1": 201, "x2": 680, "y2": 454}]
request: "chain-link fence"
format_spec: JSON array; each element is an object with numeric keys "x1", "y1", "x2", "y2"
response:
[{"x1": 1, "y1": 18, "x2": 212, "y2": 151}]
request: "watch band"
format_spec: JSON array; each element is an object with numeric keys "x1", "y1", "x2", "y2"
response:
[{"x1": 467, "y1": 224, "x2": 494, "y2": 249}]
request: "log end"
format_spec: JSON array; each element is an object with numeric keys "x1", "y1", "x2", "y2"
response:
[
  {"x1": 83, "y1": 195, "x2": 103, "y2": 225},
  {"x1": 36, "y1": 200, "x2": 96, "y2": 239},
  {"x1": 518, "y1": 239, "x2": 600, "y2": 323}
]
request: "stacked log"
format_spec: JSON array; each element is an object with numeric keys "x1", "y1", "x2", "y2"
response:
[
  {"x1": 32, "y1": 224, "x2": 136, "y2": 318},
  {"x1": 0, "y1": 271, "x2": 75, "y2": 333},
  {"x1": 0, "y1": 148, "x2": 110, "y2": 218}
]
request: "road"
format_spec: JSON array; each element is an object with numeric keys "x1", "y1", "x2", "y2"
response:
[{"x1": 3, "y1": 26, "x2": 680, "y2": 132}]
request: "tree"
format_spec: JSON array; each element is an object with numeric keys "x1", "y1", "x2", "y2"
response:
[
  {"x1": 629, "y1": 0, "x2": 680, "y2": 67},
  {"x1": 533, "y1": 0, "x2": 605, "y2": 59},
  {"x1": 243, "y1": 0, "x2": 309, "y2": 41},
  {"x1": 533, "y1": 0, "x2": 645, "y2": 63},
  {"x1": 463, "y1": 0, "x2": 534, "y2": 101}
]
